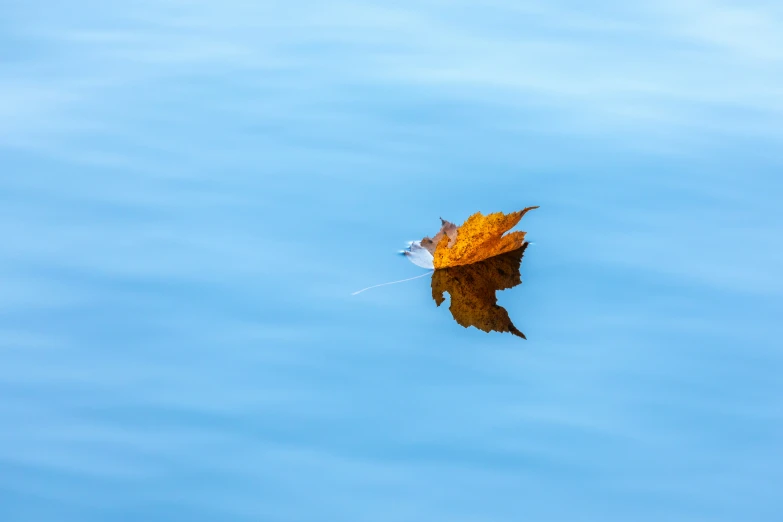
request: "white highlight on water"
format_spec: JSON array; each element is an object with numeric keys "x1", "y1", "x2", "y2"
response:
[{"x1": 351, "y1": 270, "x2": 434, "y2": 295}]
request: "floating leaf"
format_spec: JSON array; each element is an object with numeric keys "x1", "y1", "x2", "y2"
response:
[
  {"x1": 355, "y1": 206, "x2": 538, "y2": 339},
  {"x1": 420, "y1": 218, "x2": 457, "y2": 255},
  {"x1": 420, "y1": 207, "x2": 538, "y2": 268},
  {"x1": 432, "y1": 244, "x2": 528, "y2": 338}
]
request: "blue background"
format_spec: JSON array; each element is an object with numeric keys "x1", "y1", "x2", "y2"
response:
[{"x1": 1, "y1": 1, "x2": 782, "y2": 521}]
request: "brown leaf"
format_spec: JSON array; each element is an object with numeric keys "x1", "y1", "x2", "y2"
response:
[
  {"x1": 420, "y1": 218, "x2": 457, "y2": 255},
  {"x1": 431, "y1": 244, "x2": 528, "y2": 339},
  {"x1": 429, "y1": 207, "x2": 538, "y2": 268}
]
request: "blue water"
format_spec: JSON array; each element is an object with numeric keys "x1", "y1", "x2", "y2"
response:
[{"x1": 2, "y1": 2, "x2": 782, "y2": 521}]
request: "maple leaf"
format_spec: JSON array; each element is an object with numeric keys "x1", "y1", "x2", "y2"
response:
[
  {"x1": 420, "y1": 218, "x2": 457, "y2": 256},
  {"x1": 357, "y1": 206, "x2": 537, "y2": 339},
  {"x1": 418, "y1": 207, "x2": 538, "y2": 269},
  {"x1": 432, "y1": 244, "x2": 528, "y2": 338}
]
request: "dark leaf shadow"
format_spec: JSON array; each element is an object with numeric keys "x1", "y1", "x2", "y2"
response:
[{"x1": 431, "y1": 243, "x2": 528, "y2": 339}]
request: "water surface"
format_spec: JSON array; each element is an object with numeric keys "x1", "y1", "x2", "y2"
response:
[{"x1": 2, "y1": 2, "x2": 782, "y2": 521}]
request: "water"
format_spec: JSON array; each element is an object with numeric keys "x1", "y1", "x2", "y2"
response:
[{"x1": 2, "y1": 2, "x2": 782, "y2": 521}]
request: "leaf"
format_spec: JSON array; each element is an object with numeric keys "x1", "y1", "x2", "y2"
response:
[
  {"x1": 422, "y1": 207, "x2": 538, "y2": 269},
  {"x1": 432, "y1": 244, "x2": 528, "y2": 338},
  {"x1": 420, "y1": 218, "x2": 457, "y2": 255},
  {"x1": 357, "y1": 206, "x2": 537, "y2": 338}
]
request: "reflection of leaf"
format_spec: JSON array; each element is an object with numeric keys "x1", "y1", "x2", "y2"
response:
[
  {"x1": 432, "y1": 244, "x2": 528, "y2": 339},
  {"x1": 422, "y1": 207, "x2": 537, "y2": 269}
]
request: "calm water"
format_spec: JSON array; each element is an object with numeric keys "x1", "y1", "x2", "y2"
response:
[{"x1": 2, "y1": 2, "x2": 782, "y2": 521}]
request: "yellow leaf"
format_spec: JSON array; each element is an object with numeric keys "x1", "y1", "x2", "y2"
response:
[{"x1": 422, "y1": 207, "x2": 538, "y2": 269}]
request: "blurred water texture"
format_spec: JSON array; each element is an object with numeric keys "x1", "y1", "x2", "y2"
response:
[{"x1": 1, "y1": 1, "x2": 782, "y2": 521}]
